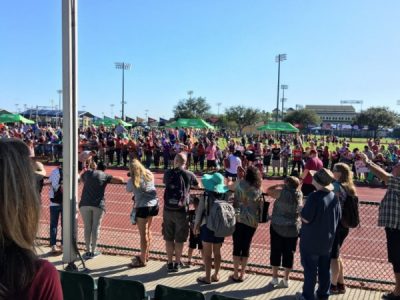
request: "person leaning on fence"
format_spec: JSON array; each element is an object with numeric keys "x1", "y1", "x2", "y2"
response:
[
  {"x1": 79, "y1": 161, "x2": 124, "y2": 259},
  {"x1": 330, "y1": 162, "x2": 358, "y2": 295},
  {"x1": 230, "y1": 166, "x2": 263, "y2": 283},
  {"x1": 0, "y1": 139, "x2": 63, "y2": 299},
  {"x1": 163, "y1": 152, "x2": 200, "y2": 273},
  {"x1": 267, "y1": 176, "x2": 303, "y2": 289},
  {"x1": 48, "y1": 162, "x2": 63, "y2": 255},
  {"x1": 127, "y1": 159, "x2": 159, "y2": 268},
  {"x1": 360, "y1": 153, "x2": 400, "y2": 300},
  {"x1": 296, "y1": 168, "x2": 341, "y2": 300},
  {"x1": 194, "y1": 173, "x2": 230, "y2": 284}
]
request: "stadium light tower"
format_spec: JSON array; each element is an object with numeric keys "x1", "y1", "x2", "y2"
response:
[
  {"x1": 115, "y1": 62, "x2": 131, "y2": 120},
  {"x1": 281, "y1": 84, "x2": 288, "y2": 120},
  {"x1": 275, "y1": 54, "x2": 287, "y2": 122}
]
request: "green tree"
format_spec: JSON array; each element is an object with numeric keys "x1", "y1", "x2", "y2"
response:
[
  {"x1": 355, "y1": 106, "x2": 398, "y2": 138},
  {"x1": 225, "y1": 106, "x2": 260, "y2": 133},
  {"x1": 173, "y1": 91, "x2": 211, "y2": 119},
  {"x1": 283, "y1": 109, "x2": 320, "y2": 130},
  {"x1": 258, "y1": 110, "x2": 273, "y2": 123}
]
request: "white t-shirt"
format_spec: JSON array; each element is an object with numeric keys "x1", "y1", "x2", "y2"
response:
[{"x1": 226, "y1": 154, "x2": 242, "y2": 174}]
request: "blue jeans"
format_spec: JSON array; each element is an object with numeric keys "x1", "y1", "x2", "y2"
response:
[
  {"x1": 300, "y1": 250, "x2": 331, "y2": 300},
  {"x1": 50, "y1": 205, "x2": 63, "y2": 246}
]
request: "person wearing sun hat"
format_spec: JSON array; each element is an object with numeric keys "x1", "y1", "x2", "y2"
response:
[
  {"x1": 194, "y1": 172, "x2": 229, "y2": 284},
  {"x1": 296, "y1": 168, "x2": 342, "y2": 300}
]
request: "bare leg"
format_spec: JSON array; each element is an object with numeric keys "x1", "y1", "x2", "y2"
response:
[
  {"x1": 165, "y1": 241, "x2": 174, "y2": 264},
  {"x1": 201, "y1": 242, "x2": 212, "y2": 283},
  {"x1": 146, "y1": 216, "x2": 153, "y2": 262},
  {"x1": 394, "y1": 272, "x2": 400, "y2": 295},
  {"x1": 136, "y1": 217, "x2": 148, "y2": 263},
  {"x1": 331, "y1": 258, "x2": 340, "y2": 285},
  {"x1": 272, "y1": 266, "x2": 279, "y2": 279},
  {"x1": 212, "y1": 243, "x2": 222, "y2": 281},
  {"x1": 174, "y1": 242, "x2": 184, "y2": 263},
  {"x1": 233, "y1": 256, "x2": 241, "y2": 279},
  {"x1": 240, "y1": 257, "x2": 249, "y2": 279},
  {"x1": 188, "y1": 248, "x2": 194, "y2": 263},
  {"x1": 284, "y1": 268, "x2": 291, "y2": 281}
]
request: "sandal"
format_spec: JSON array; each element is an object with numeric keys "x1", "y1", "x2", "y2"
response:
[
  {"x1": 129, "y1": 256, "x2": 146, "y2": 268},
  {"x1": 229, "y1": 274, "x2": 242, "y2": 283},
  {"x1": 211, "y1": 275, "x2": 220, "y2": 282},
  {"x1": 197, "y1": 277, "x2": 211, "y2": 284}
]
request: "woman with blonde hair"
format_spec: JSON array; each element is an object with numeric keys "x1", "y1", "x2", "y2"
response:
[
  {"x1": 127, "y1": 159, "x2": 159, "y2": 267},
  {"x1": 0, "y1": 139, "x2": 62, "y2": 299},
  {"x1": 330, "y1": 162, "x2": 357, "y2": 294}
]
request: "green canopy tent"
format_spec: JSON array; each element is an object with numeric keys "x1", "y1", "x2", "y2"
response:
[
  {"x1": 257, "y1": 122, "x2": 299, "y2": 133},
  {"x1": 0, "y1": 113, "x2": 35, "y2": 124},
  {"x1": 93, "y1": 117, "x2": 132, "y2": 127},
  {"x1": 165, "y1": 118, "x2": 214, "y2": 129}
]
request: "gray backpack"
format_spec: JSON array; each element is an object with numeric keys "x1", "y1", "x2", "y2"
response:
[{"x1": 205, "y1": 193, "x2": 236, "y2": 238}]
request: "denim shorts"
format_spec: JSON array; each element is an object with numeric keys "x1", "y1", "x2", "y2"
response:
[{"x1": 200, "y1": 224, "x2": 224, "y2": 244}]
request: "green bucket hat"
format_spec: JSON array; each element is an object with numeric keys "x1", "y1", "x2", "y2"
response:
[{"x1": 201, "y1": 173, "x2": 229, "y2": 194}]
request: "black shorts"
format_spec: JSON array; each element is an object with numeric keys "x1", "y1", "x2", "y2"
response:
[
  {"x1": 189, "y1": 230, "x2": 203, "y2": 250},
  {"x1": 224, "y1": 171, "x2": 238, "y2": 180},
  {"x1": 136, "y1": 205, "x2": 159, "y2": 219},
  {"x1": 386, "y1": 227, "x2": 400, "y2": 273},
  {"x1": 207, "y1": 160, "x2": 217, "y2": 168},
  {"x1": 330, "y1": 223, "x2": 349, "y2": 259}
]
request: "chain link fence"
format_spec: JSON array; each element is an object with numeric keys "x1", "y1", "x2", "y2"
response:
[{"x1": 36, "y1": 181, "x2": 394, "y2": 291}]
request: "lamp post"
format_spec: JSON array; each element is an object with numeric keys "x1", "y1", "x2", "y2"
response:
[
  {"x1": 57, "y1": 89, "x2": 63, "y2": 111},
  {"x1": 115, "y1": 62, "x2": 131, "y2": 120},
  {"x1": 275, "y1": 54, "x2": 287, "y2": 122},
  {"x1": 217, "y1": 102, "x2": 222, "y2": 115},
  {"x1": 281, "y1": 84, "x2": 288, "y2": 120}
]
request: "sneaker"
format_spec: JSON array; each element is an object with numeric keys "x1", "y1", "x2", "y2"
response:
[
  {"x1": 179, "y1": 262, "x2": 190, "y2": 269},
  {"x1": 330, "y1": 284, "x2": 339, "y2": 294},
  {"x1": 166, "y1": 262, "x2": 174, "y2": 273},
  {"x1": 50, "y1": 245, "x2": 62, "y2": 255},
  {"x1": 337, "y1": 283, "x2": 346, "y2": 294},
  {"x1": 295, "y1": 292, "x2": 306, "y2": 300},
  {"x1": 172, "y1": 262, "x2": 180, "y2": 272},
  {"x1": 269, "y1": 277, "x2": 279, "y2": 287},
  {"x1": 91, "y1": 251, "x2": 101, "y2": 258},
  {"x1": 83, "y1": 251, "x2": 92, "y2": 260},
  {"x1": 277, "y1": 278, "x2": 289, "y2": 288}
]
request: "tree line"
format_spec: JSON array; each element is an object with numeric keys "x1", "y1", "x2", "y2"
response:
[{"x1": 173, "y1": 91, "x2": 399, "y2": 136}]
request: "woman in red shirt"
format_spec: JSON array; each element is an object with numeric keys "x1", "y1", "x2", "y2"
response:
[{"x1": 0, "y1": 139, "x2": 62, "y2": 300}]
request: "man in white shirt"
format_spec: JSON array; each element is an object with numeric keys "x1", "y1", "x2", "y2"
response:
[{"x1": 225, "y1": 150, "x2": 242, "y2": 181}]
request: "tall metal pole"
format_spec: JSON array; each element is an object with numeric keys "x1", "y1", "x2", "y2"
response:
[
  {"x1": 62, "y1": 0, "x2": 79, "y2": 268},
  {"x1": 275, "y1": 54, "x2": 287, "y2": 122},
  {"x1": 115, "y1": 62, "x2": 131, "y2": 121},
  {"x1": 276, "y1": 58, "x2": 281, "y2": 122},
  {"x1": 122, "y1": 66, "x2": 125, "y2": 120},
  {"x1": 281, "y1": 91, "x2": 285, "y2": 120}
]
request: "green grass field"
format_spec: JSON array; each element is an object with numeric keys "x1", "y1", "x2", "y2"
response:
[{"x1": 216, "y1": 137, "x2": 397, "y2": 152}]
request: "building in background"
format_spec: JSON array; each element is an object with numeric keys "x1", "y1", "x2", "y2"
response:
[{"x1": 305, "y1": 105, "x2": 357, "y2": 124}]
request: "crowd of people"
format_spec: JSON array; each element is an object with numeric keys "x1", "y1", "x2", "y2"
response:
[{"x1": 1, "y1": 121, "x2": 400, "y2": 300}]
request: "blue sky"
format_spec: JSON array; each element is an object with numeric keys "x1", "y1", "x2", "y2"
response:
[{"x1": 1, "y1": 0, "x2": 399, "y2": 119}]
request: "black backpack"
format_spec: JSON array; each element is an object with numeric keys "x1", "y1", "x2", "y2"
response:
[
  {"x1": 164, "y1": 169, "x2": 189, "y2": 211},
  {"x1": 340, "y1": 184, "x2": 360, "y2": 228},
  {"x1": 52, "y1": 168, "x2": 63, "y2": 204}
]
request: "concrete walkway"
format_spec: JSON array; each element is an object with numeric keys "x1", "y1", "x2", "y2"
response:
[{"x1": 38, "y1": 247, "x2": 384, "y2": 300}]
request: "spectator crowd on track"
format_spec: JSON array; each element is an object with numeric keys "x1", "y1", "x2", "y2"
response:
[{"x1": 1, "y1": 121, "x2": 400, "y2": 300}]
